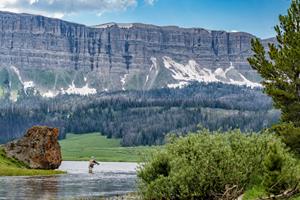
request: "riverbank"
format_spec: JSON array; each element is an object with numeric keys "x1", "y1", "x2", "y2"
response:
[
  {"x1": 0, "y1": 147, "x2": 64, "y2": 176},
  {"x1": 59, "y1": 133, "x2": 157, "y2": 162}
]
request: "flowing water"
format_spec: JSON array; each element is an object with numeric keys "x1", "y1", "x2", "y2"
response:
[{"x1": 0, "y1": 161, "x2": 138, "y2": 200}]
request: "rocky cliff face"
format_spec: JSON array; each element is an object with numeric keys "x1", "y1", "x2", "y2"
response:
[{"x1": 0, "y1": 11, "x2": 271, "y2": 101}]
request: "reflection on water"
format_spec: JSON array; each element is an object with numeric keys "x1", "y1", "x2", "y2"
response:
[
  {"x1": 0, "y1": 176, "x2": 59, "y2": 199},
  {"x1": 0, "y1": 161, "x2": 138, "y2": 200}
]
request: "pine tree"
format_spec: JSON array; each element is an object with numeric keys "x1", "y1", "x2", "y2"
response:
[
  {"x1": 248, "y1": 0, "x2": 300, "y2": 126},
  {"x1": 248, "y1": 0, "x2": 300, "y2": 154}
]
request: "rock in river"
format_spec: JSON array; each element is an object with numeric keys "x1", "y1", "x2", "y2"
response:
[{"x1": 4, "y1": 126, "x2": 62, "y2": 169}]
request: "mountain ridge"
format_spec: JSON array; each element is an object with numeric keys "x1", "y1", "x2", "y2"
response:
[
  {"x1": 0, "y1": 11, "x2": 274, "y2": 102},
  {"x1": 91, "y1": 21, "x2": 261, "y2": 36},
  {"x1": 0, "y1": 11, "x2": 280, "y2": 145},
  {"x1": 0, "y1": 11, "x2": 269, "y2": 36}
]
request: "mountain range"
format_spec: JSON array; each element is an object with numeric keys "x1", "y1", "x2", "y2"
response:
[{"x1": 0, "y1": 11, "x2": 274, "y2": 102}]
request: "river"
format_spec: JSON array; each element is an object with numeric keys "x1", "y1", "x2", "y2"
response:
[{"x1": 0, "y1": 161, "x2": 138, "y2": 199}]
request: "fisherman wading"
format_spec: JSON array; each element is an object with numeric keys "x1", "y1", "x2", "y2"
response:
[{"x1": 88, "y1": 156, "x2": 99, "y2": 173}]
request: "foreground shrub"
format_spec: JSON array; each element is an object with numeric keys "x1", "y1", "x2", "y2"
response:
[
  {"x1": 137, "y1": 130, "x2": 299, "y2": 200},
  {"x1": 271, "y1": 122, "x2": 300, "y2": 155}
]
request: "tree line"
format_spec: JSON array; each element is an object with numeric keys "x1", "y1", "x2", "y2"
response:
[{"x1": 0, "y1": 82, "x2": 280, "y2": 146}]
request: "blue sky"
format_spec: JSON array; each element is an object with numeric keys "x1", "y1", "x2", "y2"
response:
[{"x1": 0, "y1": 0, "x2": 291, "y2": 38}]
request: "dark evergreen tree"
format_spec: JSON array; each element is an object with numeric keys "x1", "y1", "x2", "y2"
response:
[
  {"x1": 248, "y1": 0, "x2": 300, "y2": 126},
  {"x1": 248, "y1": 0, "x2": 300, "y2": 154}
]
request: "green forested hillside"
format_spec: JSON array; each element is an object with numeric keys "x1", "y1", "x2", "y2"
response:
[{"x1": 0, "y1": 83, "x2": 280, "y2": 146}]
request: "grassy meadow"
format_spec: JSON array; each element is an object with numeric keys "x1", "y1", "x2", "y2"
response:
[{"x1": 59, "y1": 133, "x2": 156, "y2": 162}]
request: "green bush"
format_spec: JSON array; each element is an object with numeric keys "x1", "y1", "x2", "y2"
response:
[
  {"x1": 271, "y1": 122, "x2": 300, "y2": 155},
  {"x1": 137, "y1": 130, "x2": 299, "y2": 200}
]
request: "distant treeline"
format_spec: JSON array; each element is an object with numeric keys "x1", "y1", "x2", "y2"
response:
[{"x1": 0, "y1": 82, "x2": 280, "y2": 146}]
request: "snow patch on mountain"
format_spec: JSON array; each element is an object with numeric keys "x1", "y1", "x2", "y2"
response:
[
  {"x1": 121, "y1": 74, "x2": 128, "y2": 91},
  {"x1": 10, "y1": 66, "x2": 22, "y2": 82},
  {"x1": 42, "y1": 90, "x2": 57, "y2": 98},
  {"x1": 10, "y1": 66, "x2": 97, "y2": 98},
  {"x1": 214, "y1": 62, "x2": 235, "y2": 79},
  {"x1": 150, "y1": 57, "x2": 158, "y2": 72},
  {"x1": 145, "y1": 57, "x2": 159, "y2": 87},
  {"x1": 93, "y1": 22, "x2": 133, "y2": 29},
  {"x1": 61, "y1": 81, "x2": 97, "y2": 96},
  {"x1": 23, "y1": 81, "x2": 35, "y2": 90},
  {"x1": 162, "y1": 57, "x2": 261, "y2": 88},
  {"x1": 145, "y1": 75, "x2": 149, "y2": 84},
  {"x1": 229, "y1": 74, "x2": 261, "y2": 88},
  {"x1": 42, "y1": 81, "x2": 97, "y2": 98},
  {"x1": 163, "y1": 57, "x2": 218, "y2": 83},
  {"x1": 167, "y1": 81, "x2": 189, "y2": 89},
  {"x1": 10, "y1": 66, "x2": 35, "y2": 94}
]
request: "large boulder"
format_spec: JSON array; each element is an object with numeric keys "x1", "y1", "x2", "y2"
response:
[{"x1": 4, "y1": 126, "x2": 62, "y2": 169}]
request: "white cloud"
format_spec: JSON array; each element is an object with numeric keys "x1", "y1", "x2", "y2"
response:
[
  {"x1": 144, "y1": 0, "x2": 157, "y2": 6},
  {"x1": 0, "y1": 0, "x2": 138, "y2": 18}
]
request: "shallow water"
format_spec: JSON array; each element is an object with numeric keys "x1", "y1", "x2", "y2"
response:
[{"x1": 0, "y1": 161, "x2": 138, "y2": 200}]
